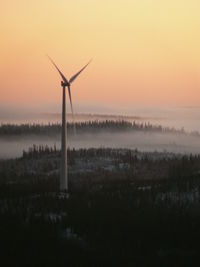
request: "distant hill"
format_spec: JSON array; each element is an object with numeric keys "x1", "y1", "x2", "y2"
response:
[{"x1": 40, "y1": 112, "x2": 164, "y2": 122}]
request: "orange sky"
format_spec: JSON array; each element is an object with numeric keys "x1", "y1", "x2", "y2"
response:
[{"x1": 0, "y1": 0, "x2": 200, "y2": 109}]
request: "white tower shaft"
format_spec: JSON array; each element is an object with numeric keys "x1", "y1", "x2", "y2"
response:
[{"x1": 60, "y1": 85, "x2": 68, "y2": 191}]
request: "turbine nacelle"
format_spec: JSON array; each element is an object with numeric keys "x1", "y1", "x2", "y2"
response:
[{"x1": 61, "y1": 81, "x2": 70, "y2": 87}]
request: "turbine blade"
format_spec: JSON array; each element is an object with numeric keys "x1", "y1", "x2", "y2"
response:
[
  {"x1": 67, "y1": 86, "x2": 76, "y2": 135},
  {"x1": 69, "y1": 59, "x2": 92, "y2": 84},
  {"x1": 47, "y1": 55, "x2": 69, "y2": 84}
]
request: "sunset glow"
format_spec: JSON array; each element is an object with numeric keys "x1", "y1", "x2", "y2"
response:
[{"x1": 1, "y1": 0, "x2": 200, "y2": 108}]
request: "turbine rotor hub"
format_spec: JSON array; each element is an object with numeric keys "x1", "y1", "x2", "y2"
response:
[{"x1": 61, "y1": 81, "x2": 69, "y2": 87}]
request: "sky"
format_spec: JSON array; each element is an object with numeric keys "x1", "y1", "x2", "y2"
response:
[{"x1": 0, "y1": 0, "x2": 200, "y2": 112}]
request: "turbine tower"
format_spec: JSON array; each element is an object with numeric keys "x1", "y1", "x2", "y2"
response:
[{"x1": 48, "y1": 56, "x2": 91, "y2": 191}]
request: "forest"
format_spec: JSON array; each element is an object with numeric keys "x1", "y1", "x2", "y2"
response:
[
  {"x1": 0, "y1": 146, "x2": 200, "y2": 266},
  {"x1": 0, "y1": 120, "x2": 196, "y2": 137}
]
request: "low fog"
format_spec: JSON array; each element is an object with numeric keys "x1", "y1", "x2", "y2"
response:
[
  {"x1": 1, "y1": 131, "x2": 200, "y2": 159},
  {"x1": 2, "y1": 105, "x2": 200, "y2": 131}
]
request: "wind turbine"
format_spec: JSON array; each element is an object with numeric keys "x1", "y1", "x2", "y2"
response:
[{"x1": 48, "y1": 56, "x2": 91, "y2": 191}]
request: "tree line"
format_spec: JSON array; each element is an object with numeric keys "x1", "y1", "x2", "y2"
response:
[{"x1": 0, "y1": 120, "x2": 198, "y2": 136}]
